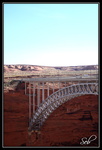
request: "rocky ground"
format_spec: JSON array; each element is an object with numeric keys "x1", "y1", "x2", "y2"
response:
[{"x1": 3, "y1": 82, "x2": 99, "y2": 147}]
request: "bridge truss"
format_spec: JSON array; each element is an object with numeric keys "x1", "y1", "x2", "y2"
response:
[{"x1": 22, "y1": 77, "x2": 98, "y2": 132}]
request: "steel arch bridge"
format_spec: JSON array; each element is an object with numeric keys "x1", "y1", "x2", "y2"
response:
[{"x1": 28, "y1": 82, "x2": 98, "y2": 132}]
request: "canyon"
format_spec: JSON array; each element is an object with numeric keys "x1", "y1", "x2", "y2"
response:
[
  {"x1": 4, "y1": 82, "x2": 99, "y2": 147},
  {"x1": 3, "y1": 64, "x2": 99, "y2": 147}
]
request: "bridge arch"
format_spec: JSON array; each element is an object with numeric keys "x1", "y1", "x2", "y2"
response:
[{"x1": 29, "y1": 83, "x2": 98, "y2": 131}]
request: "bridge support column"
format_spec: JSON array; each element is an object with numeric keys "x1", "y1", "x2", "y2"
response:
[
  {"x1": 47, "y1": 82, "x2": 49, "y2": 97},
  {"x1": 29, "y1": 81, "x2": 31, "y2": 124},
  {"x1": 53, "y1": 82, "x2": 55, "y2": 93},
  {"x1": 37, "y1": 82, "x2": 40, "y2": 107},
  {"x1": 58, "y1": 82, "x2": 61, "y2": 90},
  {"x1": 42, "y1": 82, "x2": 44, "y2": 102},
  {"x1": 33, "y1": 82, "x2": 35, "y2": 113},
  {"x1": 65, "y1": 82, "x2": 67, "y2": 95}
]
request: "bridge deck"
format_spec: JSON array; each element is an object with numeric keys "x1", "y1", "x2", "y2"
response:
[{"x1": 22, "y1": 77, "x2": 98, "y2": 82}]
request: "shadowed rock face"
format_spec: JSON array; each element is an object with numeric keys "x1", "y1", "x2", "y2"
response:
[
  {"x1": 4, "y1": 65, "x2": 98, "y2": 72},
  {"x1": 4, "y1": 83, "x2": 99, "y2": 147}
]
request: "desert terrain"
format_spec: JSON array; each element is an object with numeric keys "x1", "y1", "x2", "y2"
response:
[
  {"x1": 4, "y1": 64, "x2": 98, "y2": 79},
  {"x1": 3, "y1": 65, "x2": 99, "y2": 147}
]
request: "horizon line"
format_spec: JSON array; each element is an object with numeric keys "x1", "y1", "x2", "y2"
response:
[{"x1": 4, "y1": 64, "x2": 98, "y2": 67}]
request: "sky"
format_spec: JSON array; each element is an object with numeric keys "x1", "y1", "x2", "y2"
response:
[{"x1": 4, "y1": 3, "x2": 98, "y2": 66}]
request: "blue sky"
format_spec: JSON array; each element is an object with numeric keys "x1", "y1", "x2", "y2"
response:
[{"x1": 4, "y1": 3, "x2": 98, "y2": 66}]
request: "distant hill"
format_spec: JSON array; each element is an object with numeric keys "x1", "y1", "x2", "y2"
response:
[{"x1": 4, "y1": 64, "x2": 98, "y2": 73}]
